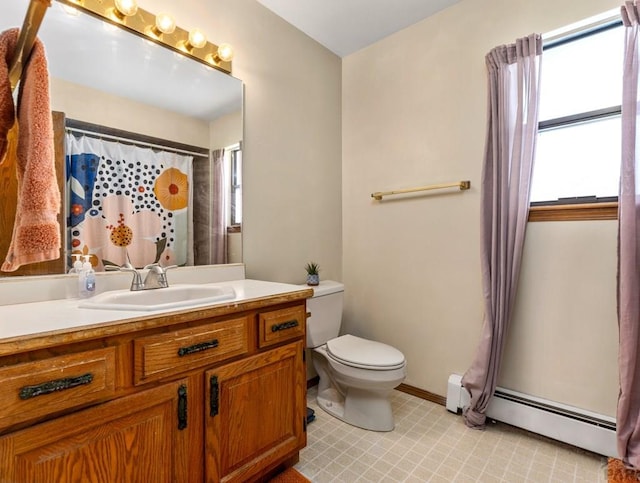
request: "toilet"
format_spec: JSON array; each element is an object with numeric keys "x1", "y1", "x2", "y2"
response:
[{"x1": 305, "y1": 280, "x2": 406, "y2": 431}]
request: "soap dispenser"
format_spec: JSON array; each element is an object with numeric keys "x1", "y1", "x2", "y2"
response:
[{"x1": 79, "y1": 256, "x2": 96, "y2": 298}]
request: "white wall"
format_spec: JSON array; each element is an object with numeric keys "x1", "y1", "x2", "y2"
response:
[
  {"x1": 342, "y1": 0, "x2": 620, "y2": 416},
  {"x1": 138, "y1": 0, "x2": 343, "y2": 285}
]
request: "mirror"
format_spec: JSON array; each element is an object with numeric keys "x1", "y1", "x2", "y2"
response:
[{"x1": 0, "y1": 0, "x2": 243, "y2": 277}]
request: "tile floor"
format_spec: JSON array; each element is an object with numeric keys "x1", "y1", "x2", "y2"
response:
[{"x1": 295, "y1": 387, "x2": 608, "y2": 482}]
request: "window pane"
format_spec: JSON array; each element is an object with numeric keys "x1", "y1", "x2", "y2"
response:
[
  {"x1": 530, "y1": 116, "x2": 620, "y2": 202},
  {"x1": 539, "y1": 25, "x2": 623, "y2": 121}
]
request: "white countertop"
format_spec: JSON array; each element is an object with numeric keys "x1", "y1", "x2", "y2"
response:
[{"x1": 0, "y1": 279, "x2": 309, "y2": 342}]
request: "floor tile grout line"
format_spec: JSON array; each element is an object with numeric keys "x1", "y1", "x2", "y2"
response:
[
  {"x1": 298, "y1": 388, "x2": 607, "y2": 483},
  {"x1": 383, "y1": 399, "x2": 470, "y2": 482}
]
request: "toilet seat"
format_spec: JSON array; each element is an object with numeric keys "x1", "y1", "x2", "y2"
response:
[{"x1": 326, "y1": 334, "x2": 405, "y2": 371}]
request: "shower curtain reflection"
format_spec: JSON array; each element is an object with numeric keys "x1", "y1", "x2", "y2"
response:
[{"x1": 66, "y1": 134, "x2": 193, "y2": 271}]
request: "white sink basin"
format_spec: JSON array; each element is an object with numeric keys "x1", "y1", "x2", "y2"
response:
[{"x1": 79, "y1": 284, "x2": 236, "y2": 311}]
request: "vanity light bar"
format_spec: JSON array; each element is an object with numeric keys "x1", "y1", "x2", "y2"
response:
[{"x1": 57, "y1": 0, "x2": 232, "y2": 74}]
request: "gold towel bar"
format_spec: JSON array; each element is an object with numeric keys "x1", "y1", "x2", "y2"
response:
[{"x1": 371, "y1": 180, "x2": 471, "y2": 201}]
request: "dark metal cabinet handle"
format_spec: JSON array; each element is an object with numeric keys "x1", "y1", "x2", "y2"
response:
[
  {"x1": 177, "y1": 339, "x2": 219, "y2": 357},
  {"x1": 178, "y1": 385, "x2": 187, "y2": 430},
  {"x1": 19, "y1": 373, "x2": 94, "y2": 400},
  {"x1": 271, "y1": 319, "x2": 299, "y2": 332},
  {"x1": 210, "y1": 376, "x2": 219, "y2": 417}
]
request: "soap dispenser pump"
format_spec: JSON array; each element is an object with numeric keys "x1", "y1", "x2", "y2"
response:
[{"x1": 69, "y1": 254, "x2": 83, "y2": 274}]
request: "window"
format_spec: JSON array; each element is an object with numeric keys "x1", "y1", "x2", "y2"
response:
[
  {"x1": 226, "y1": 143, "x2": 242, "y2": 230},
  {"x1": 529, "y1": 20, "x2": 623, "y2": 220}
]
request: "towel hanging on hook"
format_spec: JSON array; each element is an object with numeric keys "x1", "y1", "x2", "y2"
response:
[
  {"x1": 8, "y1": 0, "x2": 51, "y2": 93},
  {"x1": 0, "y1": 20, "x2": 61, "y2": 271},
  {"x1": 6, "y1": 0, "x2": 51, "y2": 93}
]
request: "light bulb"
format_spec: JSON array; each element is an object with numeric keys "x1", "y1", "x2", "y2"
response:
[
  {"x1": 216, "y1": 43, "x2": 234, "y2": 62},
  {"x1": 114, "y1": 0, "x2": 138, "y2": 17},
  {"x1": 62, "y1": 4, "x2": 81, "y2": 16},
  {"x1": 188, "y1": 29, "x2": 207, "y2": 49},
  {"x1": 155, "y1": 13, "x2": 176, "y2": 35}
]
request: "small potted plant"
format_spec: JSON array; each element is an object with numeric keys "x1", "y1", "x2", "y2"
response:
[{"x1": 305, "y1": 262, "x2": 320, "y2": 286}]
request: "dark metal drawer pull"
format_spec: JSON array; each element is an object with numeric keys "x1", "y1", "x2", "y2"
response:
[
  {"x1": 210, "y1": 376, "x2": 219, "y2": 417},
  {"x1": 177, "y1": 339, "x2": 219, "y2": 357},
  {"x1": 19, "y1": 373, "x2": 94, "y2": 400},
  {"x1": 271, "y1": 320, "x2": 299, "y2": 332},
  {"x1": 178, "y1": 384, "x2": 187, "y2": 430}
]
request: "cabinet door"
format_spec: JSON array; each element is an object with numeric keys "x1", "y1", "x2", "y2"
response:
[
  {"x1": 0, "y1": 378, "x2": 201, "y2": 483},
  {"x1": 205, "y1": 341, "x2": 306, "y2": 483}
]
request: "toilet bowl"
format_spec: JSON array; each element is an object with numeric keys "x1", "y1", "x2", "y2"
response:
[{"x1": 305, "y1": 281, "x2": 406, "y2": 431}]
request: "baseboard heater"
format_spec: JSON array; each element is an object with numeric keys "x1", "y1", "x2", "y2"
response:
[{"x1": 446, "y1": 374, "x2": 617, "y2": 457}]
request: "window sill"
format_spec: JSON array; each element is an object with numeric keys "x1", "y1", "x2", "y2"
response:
[
  {"x1": 227, "y1": 225, "x2": 242, "y2": 234},
  {"x1": 528, "y1": 202, "x2": 618, "y2": 222}
]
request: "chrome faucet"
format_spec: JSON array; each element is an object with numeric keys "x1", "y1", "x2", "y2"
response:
[
  {"x1": 142, "y1": 263, "x2": 177, "y2": 290},
  {"x1": 107, "y1": 259, "x2": 177, "y2": 291}
]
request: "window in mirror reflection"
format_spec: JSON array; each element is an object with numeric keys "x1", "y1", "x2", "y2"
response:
[{"x1": 228, "y1": 144, "x2": 242, "y2": 228}]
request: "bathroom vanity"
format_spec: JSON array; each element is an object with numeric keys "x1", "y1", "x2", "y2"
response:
[{"x1": 0, "y1": 279, "x2": 311, "y2": 482}]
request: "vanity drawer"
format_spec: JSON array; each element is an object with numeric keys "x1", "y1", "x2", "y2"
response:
[
  {"x1": 258, "y1": 304, "x2": 306, "y2": 348},
  {"x1": 0, "y1": 347, "x2": 116, "y2": 430},
  {"x1": 134, "y1": 316, "x2": 249, "y2": 385}
]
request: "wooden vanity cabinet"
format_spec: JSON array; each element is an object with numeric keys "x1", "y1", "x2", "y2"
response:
[
  {"x1": 0, "y1": 296, "x2": 309, "y2": 483},
  {"x1": 205, "y1": 341, "x2": 306, "y2": 482},
  {"x1": 0, "y1": 377, "x2": 200, "y2": 483}
]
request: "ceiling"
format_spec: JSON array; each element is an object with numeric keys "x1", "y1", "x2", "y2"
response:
[{"x1": 256, "y1": 0, "x2": 462, "y2": 57}]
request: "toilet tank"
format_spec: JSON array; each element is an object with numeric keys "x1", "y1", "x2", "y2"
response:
[{"x1": 305, "y1": 280, "x2": 344, "y2": 348}]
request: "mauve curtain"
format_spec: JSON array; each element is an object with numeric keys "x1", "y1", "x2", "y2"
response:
[
  {"x1": 619, "y1": 2, "x2": 640, "y2": 468},
  {"x1": 212, "y1": 148, "x2": 228, "y2": 264},
  {"x1": 461, "y1": 34, "x2": 542, "y2": 429}
]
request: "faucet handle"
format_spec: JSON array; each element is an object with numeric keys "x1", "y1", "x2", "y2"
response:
[
  {"x1": 105, "y1": 261, "x2": 138, "y2": 272},
  {"x1": 105, "y1": 263, "x2": 143, "y2": 290},
  {"x1": 143, "y1": 263, "x2": 178, "y2": 273}
]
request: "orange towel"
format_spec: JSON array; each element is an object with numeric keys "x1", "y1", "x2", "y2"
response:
[{"x1": 0, "y1": 28, "x2": 60, "y2": 271}]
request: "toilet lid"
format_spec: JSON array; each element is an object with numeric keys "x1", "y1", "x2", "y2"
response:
[{"x1": 326, "y1": 334, "x2": 405, "y2": 370}]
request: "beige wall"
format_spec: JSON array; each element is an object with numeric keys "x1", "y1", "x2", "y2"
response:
[
  {"x1": 51, "y1": 78, "x2": 211, "y2": 147},
  {"x1": 210, "y1": 110, "x2": 243, "y2": 150},
  {"x1": 504, "y1": 221, "x2": 618, "y2": 415},
  {"x1": 138, "y1": 0, "x2": 343, "y2": 285},
  {"x1": 342, "y1": 0, "x2": 620, "y2": 416}
]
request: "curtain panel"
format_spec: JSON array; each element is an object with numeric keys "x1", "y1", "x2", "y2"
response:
[
  {"x1": 212, "y1": 148, "x2": 228, "y2": 265},
  {"x1": 462, "y1": 34, "x2": 542, "y2": 429},
  {"x1": 618, "y1": 1, "x2": 640, "y2": 468}
]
